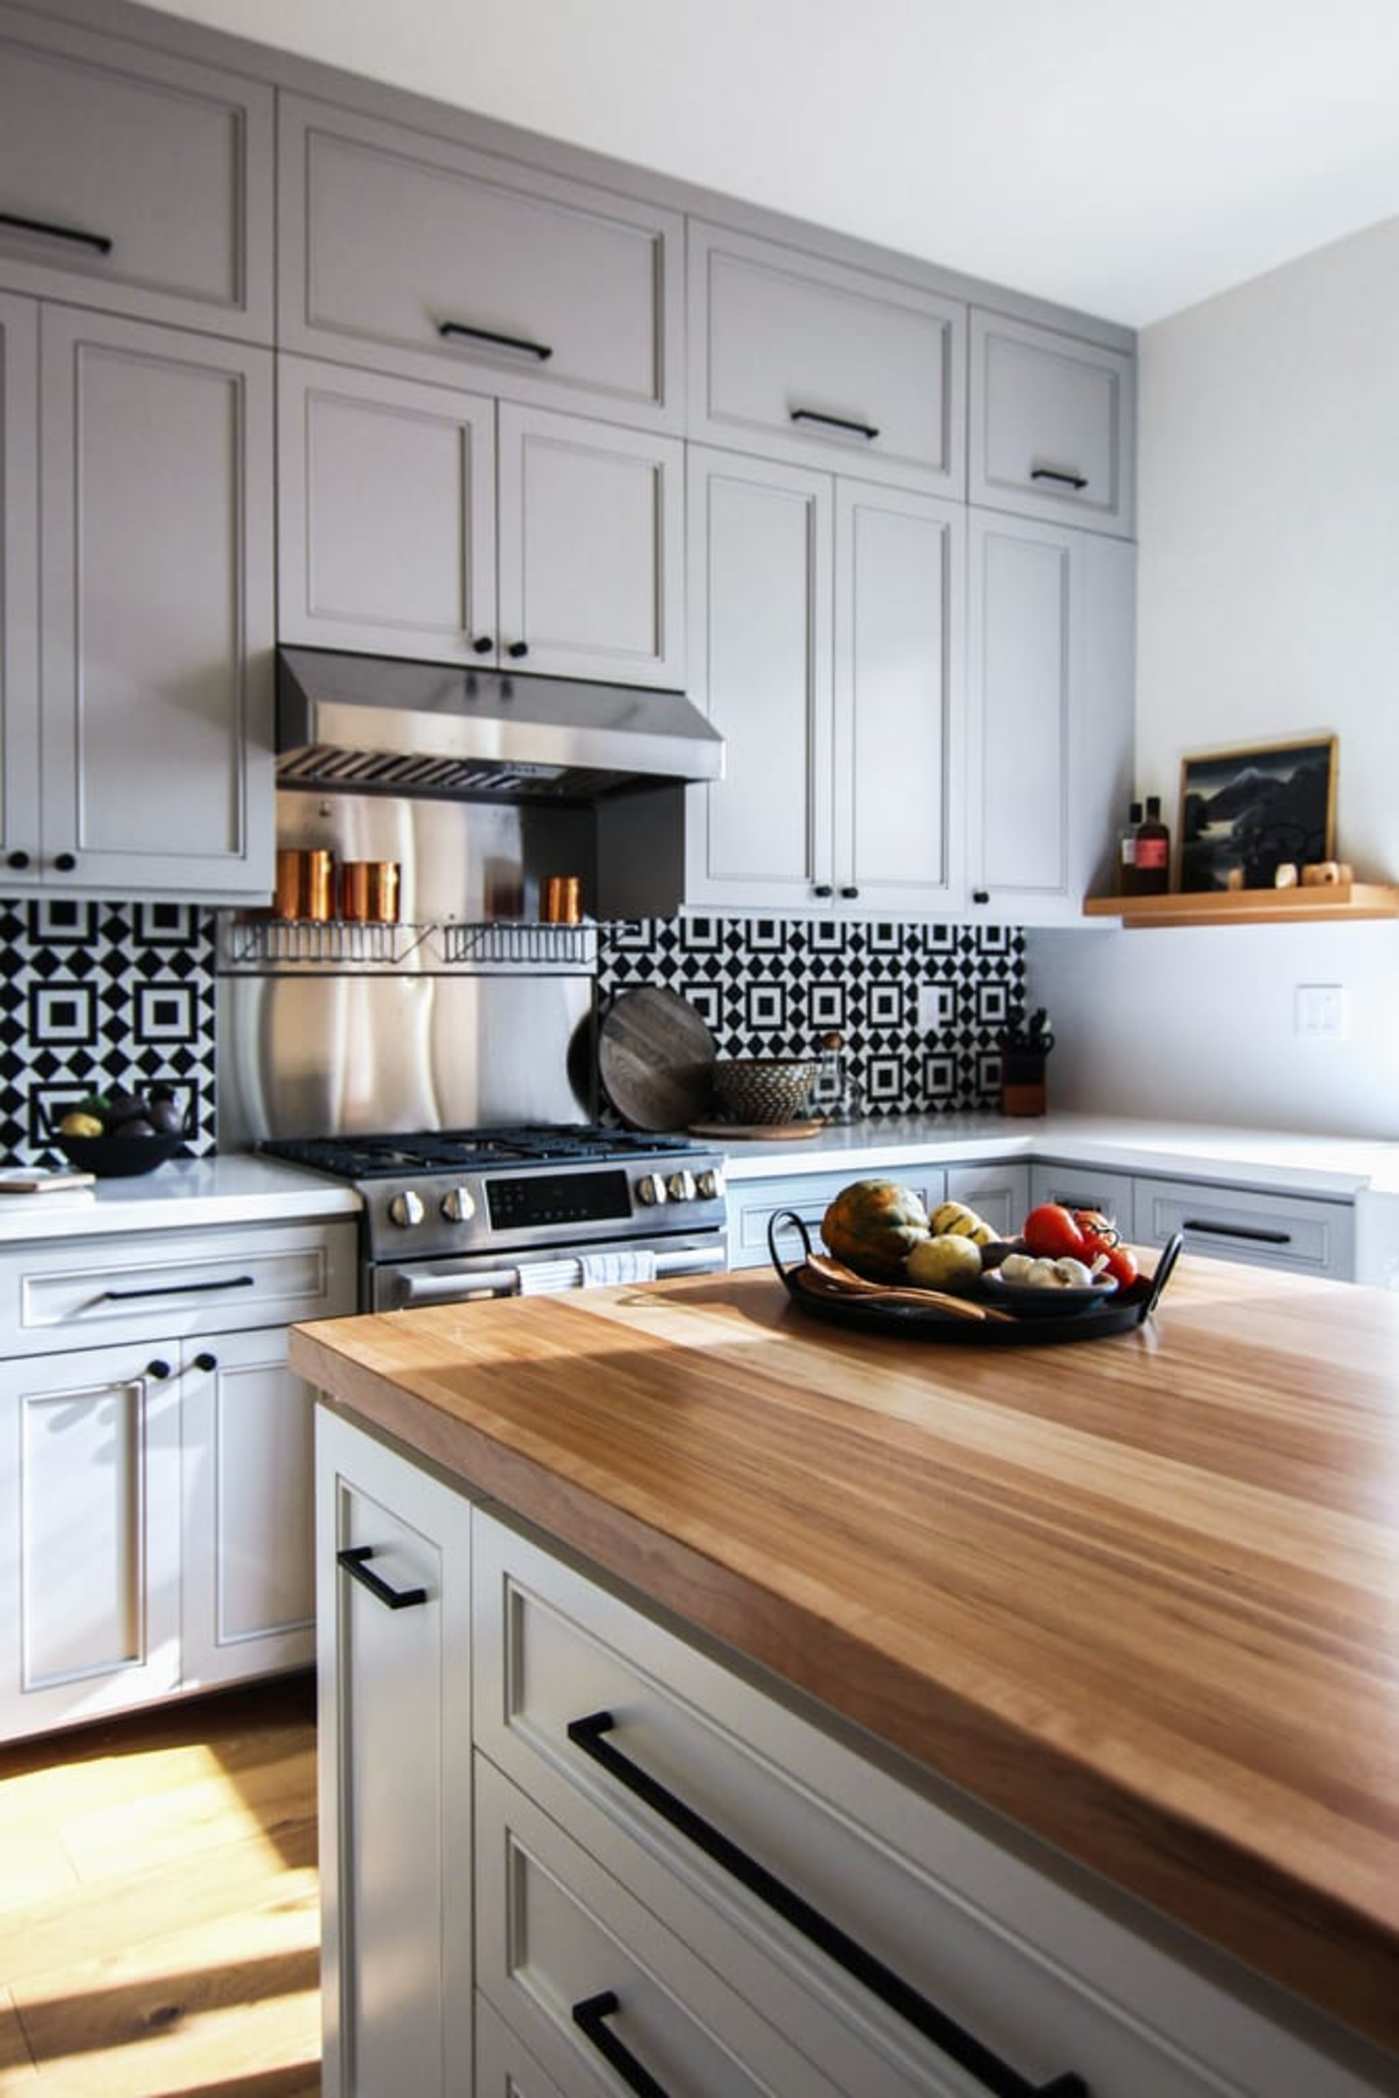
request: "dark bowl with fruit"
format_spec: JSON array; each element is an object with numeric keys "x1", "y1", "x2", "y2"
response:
[{"x1": 52, "y1": 1088, "x2": 193, "y2": 1178}]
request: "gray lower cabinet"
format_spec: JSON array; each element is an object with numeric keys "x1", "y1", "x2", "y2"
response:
[
  {"x1": 967, "y1": 510, "x2": 1135, "y2": 926},
  {"x1": 278, "y1": 355, "x2": 498, "y2": 664},
  {"x1": 1029, "y1": 1161, "x2": 1137, "y2": 1226},
  {"x1": 0, "y1": 289, "x2": 38, "y2": 886},
  {"x1": 0, "y1": 3, "x2": 273, "y2": 341},
  {"x1": 970, "y1": 309, "x2": 1135, "y2": 537},
  {"x1": 689, "y1": 218, "x2": 966, "y2": 495},
  {"x1": 279, "y1": 93, "x2": 683, "y2": 429},
  {"x1": 1132, "y1": 1177, "x2": 1355, "y2": 1281},
  {"x1": 946, "y1": 1161, "x2": 1031, "y2": 1240},
  {"x1": 316, "y1": 1407, "x2": 472, "y2": 2098},
  {"x1": 39, "y1": 305, "x2": 275, "y2": 899}
]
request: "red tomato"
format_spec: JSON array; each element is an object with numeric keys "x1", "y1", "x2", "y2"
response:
[
  {"x1": 1073, "y1": 1209, "x2": 1139, "y2": 1287},
  {"x1": 1022, "y1": 1204, "x2": 1088, "y2": 1259}
]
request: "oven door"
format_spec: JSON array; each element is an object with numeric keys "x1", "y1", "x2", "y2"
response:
[{"x1": 371, "y1": 1233, "x2": 727, "y2": 1312}]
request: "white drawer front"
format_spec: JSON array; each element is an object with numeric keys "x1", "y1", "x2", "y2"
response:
[
  {"x1": 970, "y1": 310, "x2": 1134, "y2": 537},
  {"x1": 1134, "y1": 1178, "x2": 1354, "y2": 1279},
  {"x1": 0, "y1": 1220, "x2": 357, "y2": 1356},
  {"x1": 729, "y1": 1167, "x2": 947, "y2": 1270},
  {"x1": 475, "y1": 1512, "x2": 1385, "y2": 2098},
  {"x1": 476, "y1": 1757, "x2": 852, "y2": 2098},
  {"x1": 1028, "y1": 1162, "x2": 1136, "y2": 1230},
  {"x1": 476, "y1": 1996, "x2": 566, "y2": 2098}
]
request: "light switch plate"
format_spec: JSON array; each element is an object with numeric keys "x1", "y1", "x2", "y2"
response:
[{"x1": 1295, "y1": 984, "x2": 1348, "y2": 1039}]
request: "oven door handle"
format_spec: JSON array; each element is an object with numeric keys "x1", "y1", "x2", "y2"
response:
[{"x1": 395, "y1": 1244, "x2": 726, "y2": 1307}]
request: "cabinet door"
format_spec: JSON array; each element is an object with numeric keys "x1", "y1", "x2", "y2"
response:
[
  {"x1": 496, "y1": 402, "x2": 684, "y2": 688},
  {"x1": 834, "y1": 480, "x2": 965, "y2": 914},
  {"x1": 0, "y1": 4, "x2": 273, "y2": 340},
  {"x1": 690, "y1": 220, "x2": 966, "y2": 494},
  {"x1": 685, "y1": 447, "x2": 834, "y2": 911},
  {"x1": 279, "y1": 356, "x2": 497, "y2": 664},
  {"x1": 316, "y1": 1408, "x2": 472, "y2": 2098},
  {"x1": 181, "y1": 1329, "x2": 316, "y2": 1692},
  {"x1": 970, "y1": 310, "x2": 1134, "y2": 537},
  {"x1": 945, "y1": 1162, "x2": 1031, "y2": 1241},
  {"x1": 280, "y1": 94, "x2": 683, "y2": 429},
  {"x1": 39, "y1": 307, "x2": 274, "y2": 899},
  {"x1": 0, "y1": 1341, "x2": 180, "y2": 1742},
  {"x1": 0, "y1": 290, "x2": 38, "y2": 885}
]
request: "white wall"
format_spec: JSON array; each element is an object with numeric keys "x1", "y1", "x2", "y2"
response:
[{"x1": 1033, "y1": 214, "x2": 1399, "y2": 1137}]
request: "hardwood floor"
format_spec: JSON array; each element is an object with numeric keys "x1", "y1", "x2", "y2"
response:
[{"x1": 0, "y1": 1678, "x2": 319, "y2": 2097}]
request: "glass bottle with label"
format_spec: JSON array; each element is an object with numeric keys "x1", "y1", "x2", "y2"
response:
[
  {"x1": 1119, "y1": 799, "x2": 1143, "y2": 894},
  {"x1": 1133, "y1": 795, "x2": 1171, "y2": 895}
]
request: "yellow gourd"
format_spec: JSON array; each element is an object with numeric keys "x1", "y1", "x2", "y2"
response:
[{"x1": 929, "y1": 1200, "x2": 995, "y2": 1247}]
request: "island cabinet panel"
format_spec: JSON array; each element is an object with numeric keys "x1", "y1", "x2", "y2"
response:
[
  {"x1": 473, "y1": 1511, "x2": 1385, "y2": 2098},
  {"x1": 0, "y1": 5, "x2": 273, "y2": 341},
  {"x1": 280, "y1": 94, "x2": 683, "y2": 429},
  {"x1": 38, "y1": 306, "x2": 274, "y2": 900},
  {"x1": 476, "y1": 1757, "x2": 856, "y2": 2098},
  {"x1": 689, "y1": 219, "x2": 966, "y2": 494},
  {"x1": 475, "y1": 1997, "x2": 566, "y2": 2098},
  {"x1": 278, "y1": 356, "x2": 498, "y2": 665},
  {"x1": 0, "y1": 1341, "x2": 181, "y2": 1741},
  {"x1": 0, "y1": 290, "x2": 38, "y2": 888},
  {"x1": 970, "y1": 309, "x2": 1135, "y2": 537},
  {"x1": 180, "y1": 1329, "x2": 316, "y2": 1690},
  {"x1": 315, "y1": 1409, "x2": 472, "y2": 2098}
]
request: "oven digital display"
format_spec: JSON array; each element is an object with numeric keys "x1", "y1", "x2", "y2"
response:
[{"x1": 486, "y1": 1169, "x2": 633, "y2": 1231}]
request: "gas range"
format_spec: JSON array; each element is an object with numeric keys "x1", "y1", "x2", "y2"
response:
[{"x1": 259, "y1": 1124, "x2": 728, "y2": 1310}]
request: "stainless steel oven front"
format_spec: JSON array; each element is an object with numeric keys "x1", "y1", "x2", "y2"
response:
[{"x1": 371, "y1": 1232, "x2": 727, "y2": 1311}]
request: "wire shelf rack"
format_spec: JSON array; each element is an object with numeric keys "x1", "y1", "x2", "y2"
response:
[
  {"x1": 216, "y1": 917, "x2": 597, "y2": 976},
  {"x1": 438, "y1": 922, "x2": 598, "y2": 973}
]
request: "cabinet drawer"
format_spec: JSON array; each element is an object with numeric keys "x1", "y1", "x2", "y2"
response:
[
  {"x1": 728, "y1": 1167, "x2": 946, "y2": 1270},
  {"x1": 945, "y1": 1163, "x2": 1031, "y2": 1242},
  {"x1": 474, "y1": 1512, "x2": 1393, "y2": 2098},
  {"x1": 690, "y1": 221, "x2": 966, "y2": 493},
  {"x1": 0, "y1": 1220, "x2": 357, "y2": 1357},
  {"x1": 476, "y1": 1757, "x2": 853, "y2": 2098},
  {"x1": 280, "y1": 96, "x2": 683, "y2": 427},
  {"x1": 970, "y1": 310, "x2": 1134, "y2": 536},
  {"x1": 0, "y1": 6, "x2": 272, "y2": 339},
  {"x1": 476, "y1": 1997, "x2": 566, "y2": 2098},
  {"x1": 1029, "y1": 1162, "x2": 1135, "y2": 1229},
  {"x1": 1134, "y1": 1178, "x2": 1355, "y2": 1279}
]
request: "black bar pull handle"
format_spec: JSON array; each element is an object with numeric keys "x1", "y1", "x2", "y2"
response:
[
  {"x1": 337, "y1": 1543, "x2": 428, "y2": 1611},
  {"x1": 571, "y1": 1992, "x2": 670, "y2": 2098},
  {"x1": 1182, "y1": 1218, "x2": 1292, "y2": 1246},
  {"x1": 790, "y1": 407, "x2": 879, "y2": 441},
  {"x1": 100, "y1": 1274, "x2": 255, "y2": 1302},
  {"x1": 0, "y1": 210, "x2": 113, "y2": 256},
  {"x1": 1030, "y1": 466, "x2": 1088, "y2": 491},
  {"x1": 437, "y1": 319, "x2": 552, "y2": 361},
  {"x1": 567, "y1": 1712, "x2": 1086, "y2": 2098}
]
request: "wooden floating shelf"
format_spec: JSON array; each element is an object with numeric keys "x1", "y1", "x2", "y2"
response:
[{"x1": 1083, "y1": 883, "x2": 1399, "y2": 929}]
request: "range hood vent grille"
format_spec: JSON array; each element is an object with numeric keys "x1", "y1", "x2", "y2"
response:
[{"x1": 276, "y1": 742, "x2": 577, "y2": 799}]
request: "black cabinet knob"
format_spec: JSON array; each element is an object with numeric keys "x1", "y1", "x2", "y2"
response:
[
  {"x1": 812, "y1": 883, "x2": 834, "y2": 899},
  {"x1": 840, "y1": 885, "x2": 860, "y2": 900},
  {"x1": 972, "y1": 889, "x2": 989, "y2": 904},
  {"x1": 6, "y1": 851, "x2": 29, "y2": 871},
  {"x1": 54, "y1": 852, "x2": 77, "y2": 872},
  {"x1": 194, "y1": 1352, "x2": 218, "y2": 1373},
  {"x1": 146, "y1": 1359, "x2": 171, "y2": 1381},
  {"x1": 506, "y1": 641, "x2": 529, "y2": 659},
  {"x1": 471, "y1": 636, "x2": 494, "y2": 654}
]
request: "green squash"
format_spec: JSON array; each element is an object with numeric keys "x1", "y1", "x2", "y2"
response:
[{"x1": 822, "y1": 1179, "x2": 931, "y2": 1279}]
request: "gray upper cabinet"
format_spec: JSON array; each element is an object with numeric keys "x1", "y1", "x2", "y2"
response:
[
  {"x1": 279, "y1": 95, "x2": 684, "y2": 429},
  {"x1": 497, "y1": 403, "x2": 685, "y2": 688},
  {"x1": 0, "y1": 5, "x2": 273, "y2": 342},
  {"x1": 969, "y1": 310, "x2": 1135, "y2": 537},
  {"x1": 0, "y1": 291, "x2": 38, "y2": 887},
  {"x1": 967, "y1": 510, "x2": 1134, "y2": 925},
  {"x1": 833, "y1": 481, "x2": 965, "y2": 915},
  {"x1": 279, "y1": 356, "x2": 498, "y2": 665},
  {"x1": 685, "y1": 448, "x2": 834, "y2": 911},
  {"x1": 40, "y1": 307, "x2": 275, "y2": 900},
  {"x1": 688, "y1": 220, "x2": 966, "y2": 495}
]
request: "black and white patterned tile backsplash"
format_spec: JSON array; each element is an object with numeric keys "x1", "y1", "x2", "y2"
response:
[
  {"x1": 0, "y1": 898, "x2": 216, "y2": 1167},
  {"x1": 597, "y1": 915, "x2": 1026, "y2": 1116}
]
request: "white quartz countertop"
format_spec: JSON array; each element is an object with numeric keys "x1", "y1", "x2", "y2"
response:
[
  {"x1": 0, "y1": 1153, "x2": 361, "y2": 1244},
  {"x1": 716, "y1": 1110, "x2": 1399, "y2": 1199}
]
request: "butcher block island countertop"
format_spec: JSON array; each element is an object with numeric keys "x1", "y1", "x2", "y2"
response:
[{"x1": 291, "y1": 1258, "x2": 1399, "y2": 2059}]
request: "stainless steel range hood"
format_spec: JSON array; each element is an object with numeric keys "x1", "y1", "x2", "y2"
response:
[{"x1": 276, "y1": 648, "x2": 724, "y2": 802}]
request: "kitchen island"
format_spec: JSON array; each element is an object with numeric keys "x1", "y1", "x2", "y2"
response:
[{"x1": 294, "y1": 1257, "x2": 1399, "y2": 2098}]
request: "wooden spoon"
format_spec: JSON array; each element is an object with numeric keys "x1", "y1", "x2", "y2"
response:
[{"x1": 801, "y1": 1254, "x2": 993, "y2": 1323}]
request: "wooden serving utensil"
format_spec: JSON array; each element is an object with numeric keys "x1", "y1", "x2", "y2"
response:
[{"x1": 802, "y1": 1253, "x2": 999, "y2": 1324}]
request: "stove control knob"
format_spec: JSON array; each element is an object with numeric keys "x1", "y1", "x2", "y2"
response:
[
  {"x1": 696, "y1": 1167, "x2": 726, "y2": 1201},
  {"x1": 440, "y1": 1186, "x2": 476, "y2": 1224},
  {"x1": 666, "y1": 1170, "x2": 697, "y2": 1204},
  {"x1": 636, "y1": 1173, "x2": 668, "y2": 1207},
  {"x1": 388, "y1": 1190, "x2": 425, "y2": 1229}
]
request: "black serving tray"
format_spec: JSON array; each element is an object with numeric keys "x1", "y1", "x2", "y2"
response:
[{"x1": 767, "y1": 1212, "x2": 1184, "y2": 1348}]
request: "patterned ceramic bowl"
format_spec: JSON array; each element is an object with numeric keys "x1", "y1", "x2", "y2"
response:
[{"x1": 711, "y1": 1059, "x2": 818, "y2": 1125}]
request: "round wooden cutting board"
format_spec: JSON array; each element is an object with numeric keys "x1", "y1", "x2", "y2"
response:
[{"x1": 598, "y1": 986, "x2": 717, "y2": 1131}]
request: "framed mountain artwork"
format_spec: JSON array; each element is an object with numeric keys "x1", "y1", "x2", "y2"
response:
[{"x1": 1178, "y1": 736, "x2": 1338, "y2": 893}]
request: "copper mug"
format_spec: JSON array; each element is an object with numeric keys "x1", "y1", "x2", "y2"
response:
[
  {"x1": 338, "y1": 859, "x2": 401, "y2": 924},
  {"x1": 275, "y1": 848, "x2": 334, "y2": 921},
  {"x1": 542, "y1": 875, "x2": 582, "y2": 925}
]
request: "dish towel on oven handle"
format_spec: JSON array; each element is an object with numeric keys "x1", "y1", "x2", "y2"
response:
[{"x1": 515, "y1": 1250, "x2": 659, "y2": 1295}]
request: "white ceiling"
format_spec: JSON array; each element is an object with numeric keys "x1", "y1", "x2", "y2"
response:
[{"x1": 142, "y1": 0, "x2": 1399, "y2": 326}]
